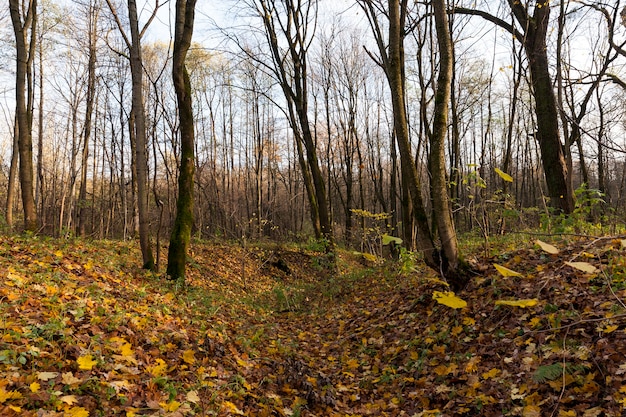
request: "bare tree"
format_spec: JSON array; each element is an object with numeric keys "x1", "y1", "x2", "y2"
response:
[
  {"x1": 245, "y1": 0, "x2": 333, "y2": 245},
  {"x1": 105, "y1": 0, "x2": 161, "y2": 270},
  {"x1": 357, "y1": 0, "x2": 440, "y2": 272},
  {"x1": 77, "y1": 0, "x2": 101, "y2": 236}
]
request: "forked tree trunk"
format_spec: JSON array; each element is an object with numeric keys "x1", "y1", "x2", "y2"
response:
[{"x1": 9, "y1": 0, "x2": 38, "y2": 232}]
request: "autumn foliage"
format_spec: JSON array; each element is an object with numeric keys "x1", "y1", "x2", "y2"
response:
[{"x1": 1, "y1": 235, "x2": 626, "y2": 416}]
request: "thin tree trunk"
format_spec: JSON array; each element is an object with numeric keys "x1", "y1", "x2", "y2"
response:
[
  {"x1": 78, "y1": 2, "x2": 99, "y2": 236},
  {"x1": 6, "y1": 119, "x2": 19, "y2": 230}
]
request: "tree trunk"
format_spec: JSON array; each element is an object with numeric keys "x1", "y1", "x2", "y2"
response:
[
  {"x1": 6, "y1": 120, "x2": 19, "y2": 230},
  {"x1": 167, "y1": 0, "x2": 197, "y2": 280},
  {"x1": 9, "y1": 0, "x2": 38, "y2": 232},
  {"x1": 386, "y1": 0, "x2": 438, "y2": 268},
  {"x1": 509, "y1": 0, "x2": 574, "y2": 213},
  {"x1": 127, "y1": 0, "x2": 155, "y2": 270},
  {"x1": 78, "y1": 2, "x2": 99, "y2": 236},
  {"x1": 431, "y1": 0, "x2": 462, "y2": 281}
]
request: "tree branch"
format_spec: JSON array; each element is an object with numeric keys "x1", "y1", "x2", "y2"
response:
[{"x1": 451, "y1": 7, "x2": 524, "y2": 43}]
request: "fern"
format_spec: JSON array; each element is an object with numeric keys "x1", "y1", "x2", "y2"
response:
[
  {"x1": 533, "y1": 363, "x2": 565, "y2": 383},
  {"x1": 532, "y1": 362, "x2": 590, "y2": 383}
]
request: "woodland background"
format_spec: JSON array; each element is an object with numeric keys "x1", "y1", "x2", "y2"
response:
[{"x1": 0, "y1": 0, "x2": 625, "y2": 254}]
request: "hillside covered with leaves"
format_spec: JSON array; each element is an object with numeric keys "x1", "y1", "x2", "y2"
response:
[{"x1": 1, "y1": 234, "x2": 626, "y2": 416}]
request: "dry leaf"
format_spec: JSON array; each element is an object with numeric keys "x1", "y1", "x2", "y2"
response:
[
  {"x1": 493, "y1": 263, "x2": 523, "y2": 277},
  {"x1": 536, "y1": 240, "x2": 559, "y2": 254},
  {"x1": 564, "y1": 261, "x2": 597, "y2": 274}
]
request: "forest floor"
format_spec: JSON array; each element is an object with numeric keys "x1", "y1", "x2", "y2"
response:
[{"x1": 1, "y1": 233, "x2": 626, "y2": 416}]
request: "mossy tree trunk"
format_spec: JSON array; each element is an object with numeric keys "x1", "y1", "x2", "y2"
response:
[{"x1": 167, "y1": 0, "x2": 197, "y2": 280}]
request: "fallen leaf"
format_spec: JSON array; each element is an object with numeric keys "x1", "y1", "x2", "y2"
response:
[
  {"x1": 60, "y1": 395, "x2": 79, "y2": 405},
  {"x1": 182, "y1": 349, "x2": 195, "y2": 365},
  {"x1": 493, "y1": 264, "x2": 523, "y2": 277},
  {"x1": 222, "y1": 401, "x2": 245, "y2": 415},
  {"x1": 62, "y1": 372, "x2": 82, "y2": 385},
  {"x1": 161, "y1": 400, "x2": 181, "y2": 412},
  {"x1": 65, "y1": 406, "x2": 89, "y2": 417},
  {"x1": 37, "y1": 372, "x2": 59, "y2": 381},
  {"x1": 77, "y1": 355, "x2": 97, "y2": 370},
  {"x1": 186, "y1": 390, "x2": 200, "y2": 403},
  {"x1": 564, "y1": 261, "x2": 597, "y2": 274},
  {"x1": 495, "y1": 299, "x2": 539, "y2": 308},
  {"x1": 432, "y1": 291, "x2": 467, "y2": 309},
  {"x1": 536, "y1": 240, "x2": 559, "y2": 254}
]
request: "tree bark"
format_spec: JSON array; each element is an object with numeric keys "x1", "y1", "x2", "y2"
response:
[
  {"x1": 9, "y1": 0, "x2": 38, "y2": 232},
  {"x1": 167, "y1": 0, "x2": 197, "y2": 280},
  {"x1": 78, "y1": 1, "x2": 99, "y2": 236},
  {"x1": 431, "y1": 0, "x2": 461, "y2": 279}
]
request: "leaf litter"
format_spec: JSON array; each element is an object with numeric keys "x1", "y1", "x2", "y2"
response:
[{"x1": 0, "y1": 235, "x2": 626, "y2": 415}]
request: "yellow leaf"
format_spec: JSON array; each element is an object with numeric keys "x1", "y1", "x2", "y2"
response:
[
  {"x1": 65, "y1": 406, "x2": 89, "y2": 417},
  {"x1": 496, "y1": 299, "x2": 538, "y2": 308},
  {"x1": 182, "y1": 349, "x2": 195, "y2": 365},
  {"x1": 597, "y1": 324, "x2": 618, "y2": 334},
  {"x1": 493, "y1": 264, "x2": 523, "y2": 277},
  {"x1": 462, "y1": 317, "x2": 475, "y2": 326},
  {"x1": 362, "y1": 253, "x2": 377, "y2": 262},
  {"x1": 564, "y1": 261, "x2": 597, "y2": 274},
  {"x1": 186, "y1": 390, "x2": 200, "y2": 403},
  {"x1": 432, "y1": 291, "x2": 467, "y2": 309},
  {"x1": 161, "y1": 400, "x2": 181, "y2": 412},
  {"x1": 0, "y1": 387, "x2": 22, "y2": 404},
  {"x1": 536, "y1": 240, "x2": 559, "y2": 254},
  {"x1": 77, "y1": 355, "x2": 97, "y2": 370},
  {"x1": 482, "y1": 368, "x2": 500, "y2": 379},
  {"x1": 495, "y1": 167, "x2": 513, "y2": 182},
  {"x1": 120, "y1": 343, "x2": 133, "y2": 357},
  {"x1": 8, "y1": 405, "x2": 21, "y2": 412},
  {"x1": 29, "y1": 382, "x2": 40, "y2": 392},
  {"x1": 558, "y1": 410, "x2": 577, "y2": 417},
  {"x1": 523, "y1": 405, "x2": 542, "y2": 417},
  {"x1": 465, "y1": 356, "x2": 481, "y2": 373},
  {"x1": 148, "y1": 358, "x2": 168, "y2": 377},
  {"x1": 346, "y1": 358, "x2": 360, "y2": 370},
  {"x1": 222, "y1": 401, "x2": 245, "y2": 415}
]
